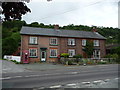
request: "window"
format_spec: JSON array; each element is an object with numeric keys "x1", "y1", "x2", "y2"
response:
[
  {"x1": 50, "y1": 49, "x2": 57, "y2": 57},
  {"x1": 94, "y1": 40, "x2": 99, "y2": 46},
  {"x1": 68, "y1": 39, "x2": 75, "y2": 45},
  {"x1": 29, "y1": 49, "x2": 37, "y2": 57},
  {"x1": 68, "y1": 49, "x2": 75, "y2": 57},
  {"x1": 93, "y1": 50, "x2": 100, "y2": 59},
  {"x1": 29, "y1": 36, "x2": 37, "y2": 44},
  {"x1": 82, "y1": 39, "x2": 86, "y2": 46},
  {"x1": 50, "y1": 38, "x2": 57, "y2": 45}
]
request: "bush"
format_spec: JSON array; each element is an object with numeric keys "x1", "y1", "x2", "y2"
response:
[
  {"x1": 73, "y1": 54, "x2": 82, "y2": 58},
  {"x1": 104, "y1": 54, "x2": 118, "y2": 59},
  {"x1": 68, "y1": 60, "x2": 73, "y2": 65},
  {"x1": 97, "y1": 61, "x2": 107, "y2": 64},
  {"x1": 61, "y1": 53, "x2": 69, "y2": 58}
]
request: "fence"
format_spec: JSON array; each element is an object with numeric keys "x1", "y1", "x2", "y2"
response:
[{"x1": 3, "y1": 55, "x2": 21, "y2": 62}]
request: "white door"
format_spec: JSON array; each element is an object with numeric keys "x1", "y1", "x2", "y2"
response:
[{"x1": 41, "y1": 51, "x2": 46, "y2": 62}]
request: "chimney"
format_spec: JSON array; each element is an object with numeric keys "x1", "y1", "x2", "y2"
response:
[
  {"x1": 54, "y1": 24, "x2": 59, "y2": 30},
  {"x1": 92, "y1": 27, "x2": 97, "y2": 32}
]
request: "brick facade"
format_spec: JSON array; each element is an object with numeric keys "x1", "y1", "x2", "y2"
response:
[{"x1": 21, "y1": 35, "x2": 106, "y2": 63}]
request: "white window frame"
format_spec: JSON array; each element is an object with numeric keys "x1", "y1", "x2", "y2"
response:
[
  {"x1": 29, "y1": 48, "x2": 37, "y2": 57},
  {"x1": 50, "y1": 49, "x2": 57, "y2": 57},
  {"x1": 93, "y1": 50, "x2": 100, "y2": 59},
  {"x1": 29, "y1": 36, "x2": 37, "y2": 44},
  {"x1": 68, "y1": 39, "x2": 75, "y2": 45},
  {"x1": 50, "y1": 38, "x2": 58, "y2": 45},
  {"x1": 94, "y1": 40, "x2": 99, "y2": 46},
  {"x1": 68, "y1": 49, "x2": 75, "y2": 57},
  {"x1": 82, "y1": 39, "x2": 86, "y2": 46}
]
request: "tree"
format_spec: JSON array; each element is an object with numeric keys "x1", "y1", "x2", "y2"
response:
[
  {"x1": 84, "y1": 40, "x2": 94, "y2": 58},
  {"x1": 1, "y1": 2, "x2": 31, "y2": 21},
  {"x1": 2, "y1": 37, "x2": 18, "y2": 57},
  {"x1": 1, "y1": 0, "x2": 52, "y2": 21}
]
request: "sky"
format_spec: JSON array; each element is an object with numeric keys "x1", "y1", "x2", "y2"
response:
[{"x1": 22, "y1": 0, "x2": 119, "y2": 28}]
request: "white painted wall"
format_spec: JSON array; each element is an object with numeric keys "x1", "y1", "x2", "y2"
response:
[{"x1": 4, "y1": 55, "x2": 21, "y2": 62}]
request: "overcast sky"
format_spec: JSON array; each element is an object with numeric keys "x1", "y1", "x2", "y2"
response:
[{"x1": 22, "y1": 0, "x2": 119, "y2": 28}]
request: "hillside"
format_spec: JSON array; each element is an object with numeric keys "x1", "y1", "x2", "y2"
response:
[{"x1": 2, "y1": 20, "x2": 120, "y2": 57}]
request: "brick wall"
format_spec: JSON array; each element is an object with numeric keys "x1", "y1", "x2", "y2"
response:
[{"x1": 21, "y1": 35, "x2": 106, "y2": 63}]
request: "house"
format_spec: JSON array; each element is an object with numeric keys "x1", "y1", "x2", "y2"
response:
[{"x1": 20, "y1": 25, "x2": 106, "y2": 63}]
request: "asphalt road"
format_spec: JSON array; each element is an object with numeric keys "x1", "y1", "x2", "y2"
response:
[{"x1": 2, "y1": 64, "x2": 119, "y2": 88}]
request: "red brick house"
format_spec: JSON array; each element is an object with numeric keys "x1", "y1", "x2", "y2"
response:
[{"x1": 20, "y1": 26, "x2": 106, "y2": 63}]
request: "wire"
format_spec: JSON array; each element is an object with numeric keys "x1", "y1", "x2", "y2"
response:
[{"x1": 38, "y1": 0, "x2": 104, "y2": 20}]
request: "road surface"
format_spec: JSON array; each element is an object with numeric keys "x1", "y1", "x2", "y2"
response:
[{"x1": 2, "y1": 64, "x2": 119, "y2": 88}]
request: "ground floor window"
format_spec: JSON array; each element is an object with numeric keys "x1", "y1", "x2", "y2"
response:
[
  {"x1": 68, "y1": 49, "x2": 75, "y2": 57},
  {"x1": 50, "y1": 49, "x2": 57, "y2": 57},
  {"x1": 93, "y1": 50, "x2": 100, "y2": 59},
  {"x1": 29, "y1": 48, "x2": 37, "y2": 57}
]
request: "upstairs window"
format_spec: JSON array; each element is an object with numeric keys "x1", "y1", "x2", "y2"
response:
[
  {"x1": 68, "y1": 49, "x2": 75, "y2": 57},
  {"x1": 68, "y1": 39, "x2": 75, "y2": 45},
  {"x1": 50, "y1": 38, "x2": 58, "y2": 45},
  {"x1": 29, "y1": 36, "x2": 37, "y2": 44},
  {"x1": 82, "y1": 39, "x2": 86, "y2": 46},
  {"x1": 94, "y1": 40, "x2": 99, "y2": 46}
]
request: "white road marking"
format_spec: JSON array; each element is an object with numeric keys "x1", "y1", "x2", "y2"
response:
[
  {"x1": 14, "y1": 76, "x2": 22, "y2": 78},
  {"x1": 0, "y1": 77, "x2": 11, "y2": 80},
  {"x1": 93, "y1": 80, "x2": 102, "y2": 83},
  {"x1": 115, "y1": 78, "x2": 119, "y2": 80},
  {"x1": 25, "y1": 76, "x2": 31, "y2": 77},
  {"x1": 67, "y1": 83, "x2": 77, "y2": 86},
  {"x1": 82, "y1": 82, "x2": 90, "y2": 84},
  {"x1": 50, "y1": 85, "x2": 61, "y2": 88},
  {"x1": 104, "y1": 79, "x2": 110, "y2": 82}
]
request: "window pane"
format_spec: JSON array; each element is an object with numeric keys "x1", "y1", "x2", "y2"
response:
[
  {"x1": 50, "y1": 49, "x2": 57, "y2": 57},
  {"x1": 68, "y1": 39, "x2": 75, "y2": 45},
  {"x1": 29, "y1": 37, "x2": 37, "y2": 44},
  {"x1": 50, "y1": 38, "x2": 57, "y2": 45},
  {"x1": 29, "y1": 49, "x2": 37, "y2": 57}
]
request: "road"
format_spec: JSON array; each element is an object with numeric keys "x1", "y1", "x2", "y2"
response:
[{"x1": 2, "y1": 64, "x2": 119, "y2": 88}]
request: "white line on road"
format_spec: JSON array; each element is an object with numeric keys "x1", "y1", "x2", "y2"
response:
[
  {"x1": 93, "y1": 80, "x2": 102, "y2": 84},
  {"x1": 14, "y1": 76, "x2": 23, "y2": 78},
  {"x1": 82, "y1": 82, "x2": 91, "y2": 84},
  {"x1": 0, "y1": 77, "x2": 11, "y2": 80},
  {"x1": 50, "y1": 85, "x2": 62, "y2": 88},
  {"x1": 67, "y1": 83, "x2": 77, "y2": 86},
  {"x1": 115, "y1": 78, "x2": 119, "y2": 80}
]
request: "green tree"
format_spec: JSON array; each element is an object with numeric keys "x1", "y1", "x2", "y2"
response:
[
  {"x1": 2, "y1": 37, "x2": 18, "y2": 57},
  {"x1": 84, "y1": 40, "x2": 94, "y2": 58}
]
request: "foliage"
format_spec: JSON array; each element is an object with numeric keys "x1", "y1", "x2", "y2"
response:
[
  {"x1": 84, "y1": 40, "x2": 94, "y2": 58},
  {"x1": 2, "y1": 2, "x2": 31, "y2": 21},
  {"x1": 116, "y1": 46, "x2": 120, "y2": 63},
  {"x1": 73, "y1": 54, "x2": 82, "y2": 58},
  {"x1": 11, "y1": 60, "x2": 21, "y2": 64},
  {"x1": 104, "y1": 54, "x2": 118, "y2": 59},
  {"x1": 61, "y1": 53, "x2": 69, "y2": 58},
  {"x1": 97, "y1": 61, "x2": 107, "y2": 64},
  {"x1": 2, "y1": 37, "x2": 18, "y2": 57}
]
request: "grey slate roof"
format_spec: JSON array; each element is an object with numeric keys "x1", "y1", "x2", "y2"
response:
[{"x1": 20, "y1": 26, "x2": 106, "y2": 39}]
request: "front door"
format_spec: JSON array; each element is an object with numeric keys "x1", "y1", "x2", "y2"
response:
[{"x1": 41, "y1": 51, "x2": 46, "y2": 62}]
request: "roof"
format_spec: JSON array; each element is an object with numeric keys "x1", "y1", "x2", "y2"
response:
[{"x1": 20, "y1": 26, "x2": 106, "y2": 39}]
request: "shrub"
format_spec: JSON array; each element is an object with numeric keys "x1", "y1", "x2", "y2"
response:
[
  {"x1": 104, "y1": 54, "x2": 118, "y2": 59},
  {"x1": 68, "y1": 60, "x2": 73, "y2": 65},
  {"x1": 61, "y1": 53, "x2": 69, "y2": 58},
  {"x1": 73, "y1": 54, "x2": 82, "y2": 58}
]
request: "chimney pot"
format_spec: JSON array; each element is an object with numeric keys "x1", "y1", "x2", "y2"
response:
[{"x1": 54, "y1": 24, "x2": 59, "y2": 30}]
